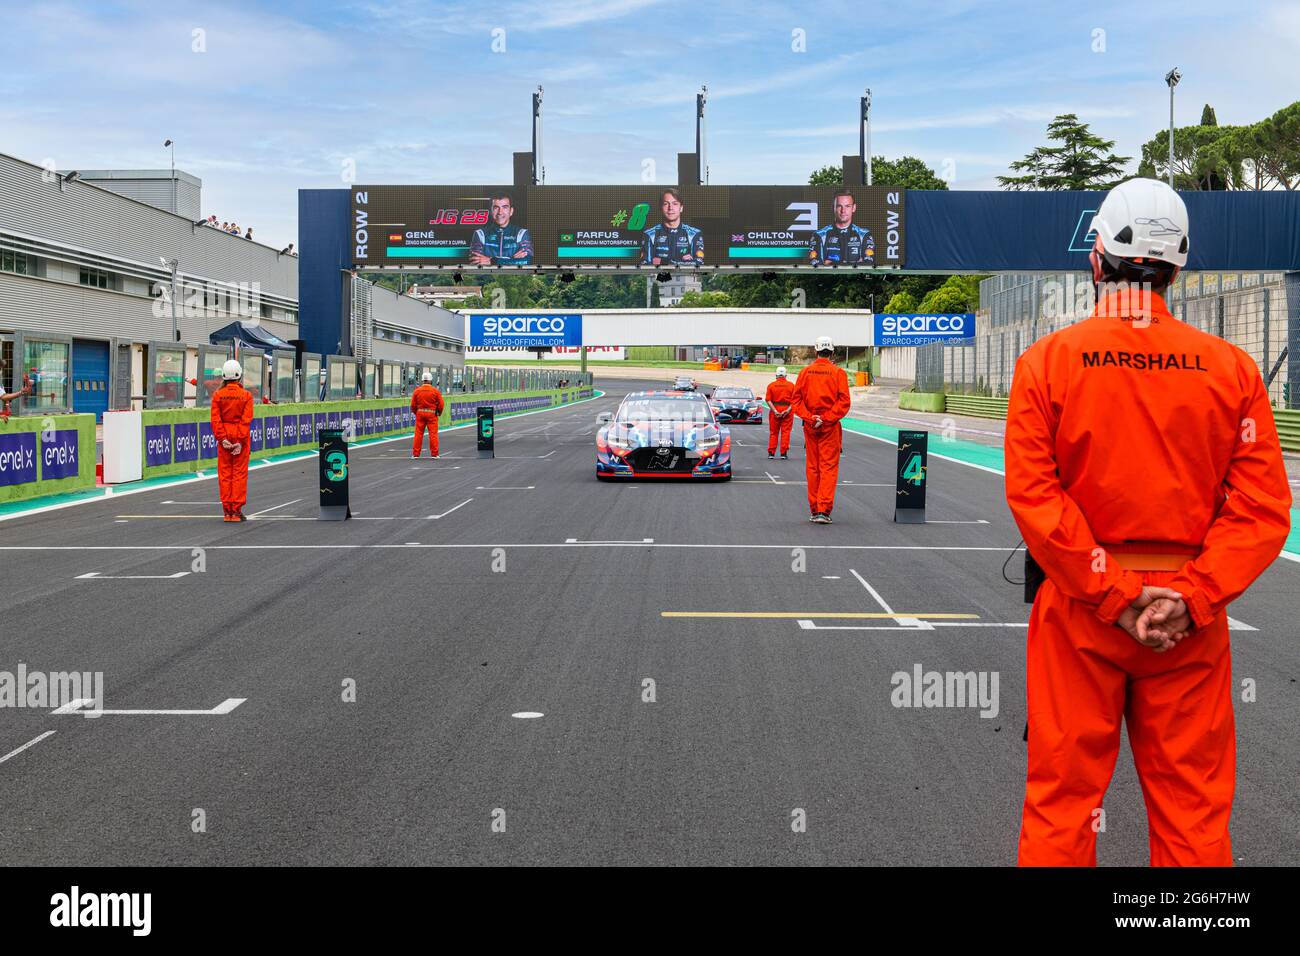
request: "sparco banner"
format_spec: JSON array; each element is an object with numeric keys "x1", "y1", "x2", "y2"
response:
[
  {"x1": 874, "y1": 313, "x2": 975, "y2": 347},
  {"x1": 469, "y1": 313, "x2": 582, "y2": 348}
]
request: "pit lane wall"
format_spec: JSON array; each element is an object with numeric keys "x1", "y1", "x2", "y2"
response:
[
  {"x1": 0, "y1": 413, "x2": 97, "y2": 503},
  {"x1": 127, "y1": 387, "x2": 594, "y2": 482}
]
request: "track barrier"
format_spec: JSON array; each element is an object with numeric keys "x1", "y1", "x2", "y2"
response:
[{"x1": 0, "y1": 413, "x2": 97, "y2": 504}]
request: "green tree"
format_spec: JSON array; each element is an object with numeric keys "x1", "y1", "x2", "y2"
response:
[
  {"x1": 1247, "y1": 101, "x2": 1300, "y2": 190},
  {"x1": 808, "y1": 156, "x2": 948, "y2": 190},
  {"x1": 882, "y1": 291, "x2": 917, "y2": 313},
  {"x1": 673, "y1": 290, "x2": 733, "y2": 308},
  {"x1": 998, "y1": 114, "x2": 1130, "y2": 190},
  {"x1": 1201, "y1": 104, "x2": 1218, "y2": 127},
  {"x1": 1136, "y1": 124, "x2": 1239, "y2": 190},
  {"x1": 917, "y1": 275, "x2": 984, "y2": 313},
  {"x1": 808, "y1": 164, "x2": 842, "y2": 186},
  {"x1": 872, "y1": 156, "x2": 949, "y2": 190},
  {"x1": 1134, "y1": 101, "x2": 1300, "y2": 191}
]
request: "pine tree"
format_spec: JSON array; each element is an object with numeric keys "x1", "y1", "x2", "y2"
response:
[{"x1": 998, "y1": 114, "x2": 1131, "y2": 190}]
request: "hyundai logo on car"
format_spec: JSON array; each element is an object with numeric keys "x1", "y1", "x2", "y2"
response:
[{"x1": 471, "y1": 313, "x2": 583, "y2": 348}]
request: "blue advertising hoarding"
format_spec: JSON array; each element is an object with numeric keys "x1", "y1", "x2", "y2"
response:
[
  {"x1": 199, "y1": 422, "x2": 217, "y2": 460},
  {"x1": 144, "y1": 424, "x2": 172, "y2": 467},
  {"x1": 0, "y1": 433, "x2": 38, "y2": 486},
  {"x1": 469, "y1": 313, "x2": 582, "y2": 348},
  {"x1": 873, "y1": 313, "x2": 975, "y2": 347},
  {"x1": 173, "y1": 423, "x2": 199, "y2": 463},
  {"x1": 40, "y1": 429, "x2": 81, "y2": 480}
]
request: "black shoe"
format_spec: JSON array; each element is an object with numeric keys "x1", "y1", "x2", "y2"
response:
[
  {"x1": 809, "y1": 512, "x2": 820, "y2": 523},
  {"x1": 781, "y1": 454, "x2": 788, "y2": 460},
  {"x1": 768, "y1": 453, "x2": 775, "y2": 459},
  {"x1": 812, "y1": 512, "x2": 831, "y2": 524},
  {"x1": 821, "y1": 513, "x2": 833, "y2": 524}
]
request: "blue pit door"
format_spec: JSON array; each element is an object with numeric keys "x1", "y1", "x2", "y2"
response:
[{"x1": 72, "y1": 339, "x2": 110, "y2": 422}]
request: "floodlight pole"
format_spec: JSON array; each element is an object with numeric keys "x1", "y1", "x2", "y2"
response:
[
  {"x1": 166, "y1": 258, "x2": 180, "y2": 342},
  {"x1": 532, "y1": 86, "x2": 544, "y2": 185},
  {"x1": 1165, "y1": 69, "x2": 1181, "y2": 188},
  {"x1": 861, "y1": 90, "x2": 872, "y2": 186},
  {"x1": 696, "y1": 86, "x2": 707, "y2": 185},
  {"x1": 167, "y1": 140, "x2": 176, "y2": 212}
]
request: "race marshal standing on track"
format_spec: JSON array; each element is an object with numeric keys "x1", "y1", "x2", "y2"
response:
[
  {"x1": 765, "y1": 365, "x2": 795, "y2": 460},
  {"x1": 792, "y1": 337, "x2": 851, "y2": 524},
  {"x1": 410, "y1": 371, "x2": 444, "y2": 459},
  {"x1": 211, "y1": 358, "x2": 254, "y2": 522},
  {"x1": 1004, "y1": 178, "x2": 1291, "y2": 866}
]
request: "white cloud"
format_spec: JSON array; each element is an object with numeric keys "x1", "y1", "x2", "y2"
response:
[
  {"x1": 352, "y1": 0, "x2": 666, "y2": 36},
  {"x1": 531, "y1": 0, "x2": 667, "y2": 29},
  {"x1": 610, "y1": 51, "x2": 867, "y2": 107},
  {"x1": 780, "y1": 106, "x2": 1136, "y2": 138}
]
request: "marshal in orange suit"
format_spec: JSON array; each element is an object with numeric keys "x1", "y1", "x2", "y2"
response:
[
  {"x1": 765, "y1": 366, "x2": 795, "y2": 459},
  {"x1": 210, "y1": 359, "x2": 255, "y2": 522},
  {"x1": 410, "y1": 372, "x2": 445, "y2": 458},
  {"x1": 792, "y1": 337, "x2": 851, "y2": 524},
  {"x1": 1005, "y1": 179, "x2": 1291, "y2": 866}
]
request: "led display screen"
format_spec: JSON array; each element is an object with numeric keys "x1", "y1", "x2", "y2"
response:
[{"x1": 352, "y1": 185, "x2": 904, "y2": 269}]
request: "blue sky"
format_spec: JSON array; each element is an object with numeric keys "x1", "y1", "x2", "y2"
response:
[{"x1": 3, "y1": 0, "x2": 1296, "y2": 250}]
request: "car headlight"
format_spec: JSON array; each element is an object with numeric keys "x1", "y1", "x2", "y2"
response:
[
  {"x1": 606, "y1": 431, "x2": 635, "y2": 452},
  {"x1": 697, "y1": 433, "x2": 720, "y2": 454}
]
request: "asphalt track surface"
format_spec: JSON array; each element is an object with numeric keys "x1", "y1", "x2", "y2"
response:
[{"x1": 0, "y1": 377, "x2": 1296, "y2": 866}]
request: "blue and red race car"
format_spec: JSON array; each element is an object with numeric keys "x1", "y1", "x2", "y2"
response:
[
  {"x1": 596, "y1": 390, "x2": 731, "y2": 481},
  {"x1": 707, "y1": 386, "x2": 764, "y2": 424}
]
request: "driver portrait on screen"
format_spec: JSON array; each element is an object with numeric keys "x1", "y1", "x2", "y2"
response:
[
  {"x1": 469, "y1": 193, "x2": 533, "y2": 265},
  {"x1": 642, "y1": 188, "x2": 703, "y2": 266},
  {"x1": 809, "y1": 190, "x2": 875, "y2": 265}
]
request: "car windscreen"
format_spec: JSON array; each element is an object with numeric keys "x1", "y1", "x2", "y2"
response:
[
  {"x1": 712, "y1": 388, "x2": 753, "y2": 400},
  {"x1": 616, "y1": 398, "x2": 713, "y2": 423}
]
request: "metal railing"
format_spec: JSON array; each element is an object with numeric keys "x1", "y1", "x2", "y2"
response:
[{"x1": 920, "y1": 272, "x2": 1296, "y2": 408}]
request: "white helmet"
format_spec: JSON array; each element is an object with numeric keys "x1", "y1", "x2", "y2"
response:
[
  {"x1": 775, "y1": 366, "x2": 787, "y2": 378},
  {"x1": 221, "y1": 359, "x2": 242, "y2": 381},
  {"x1": 814, "y1": 336, "x2": 834, "y2": 352},
  {"x1": 422, "y1": 371, "x2": 433, "y2": 383},
  {"x1": 1089, "y1": 178, "x2": 1189, "y2": 269}
]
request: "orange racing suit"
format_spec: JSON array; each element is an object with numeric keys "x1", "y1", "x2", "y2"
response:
[
  {"x1": 792, "y1": 357, "x2": 852, "y2": 515},
  {"x1": 410, "y1": 383, "x2": 445, "y2": 457},
  {"x1": 765, "y1": 377, "x2": 795, "y2": 456},
  {"x1": 1005, "y1": 288, "x2": 1291, "y2": 866},
  {"x1": 210, "y1": 380, "x2": 254, "y2": 517}
]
